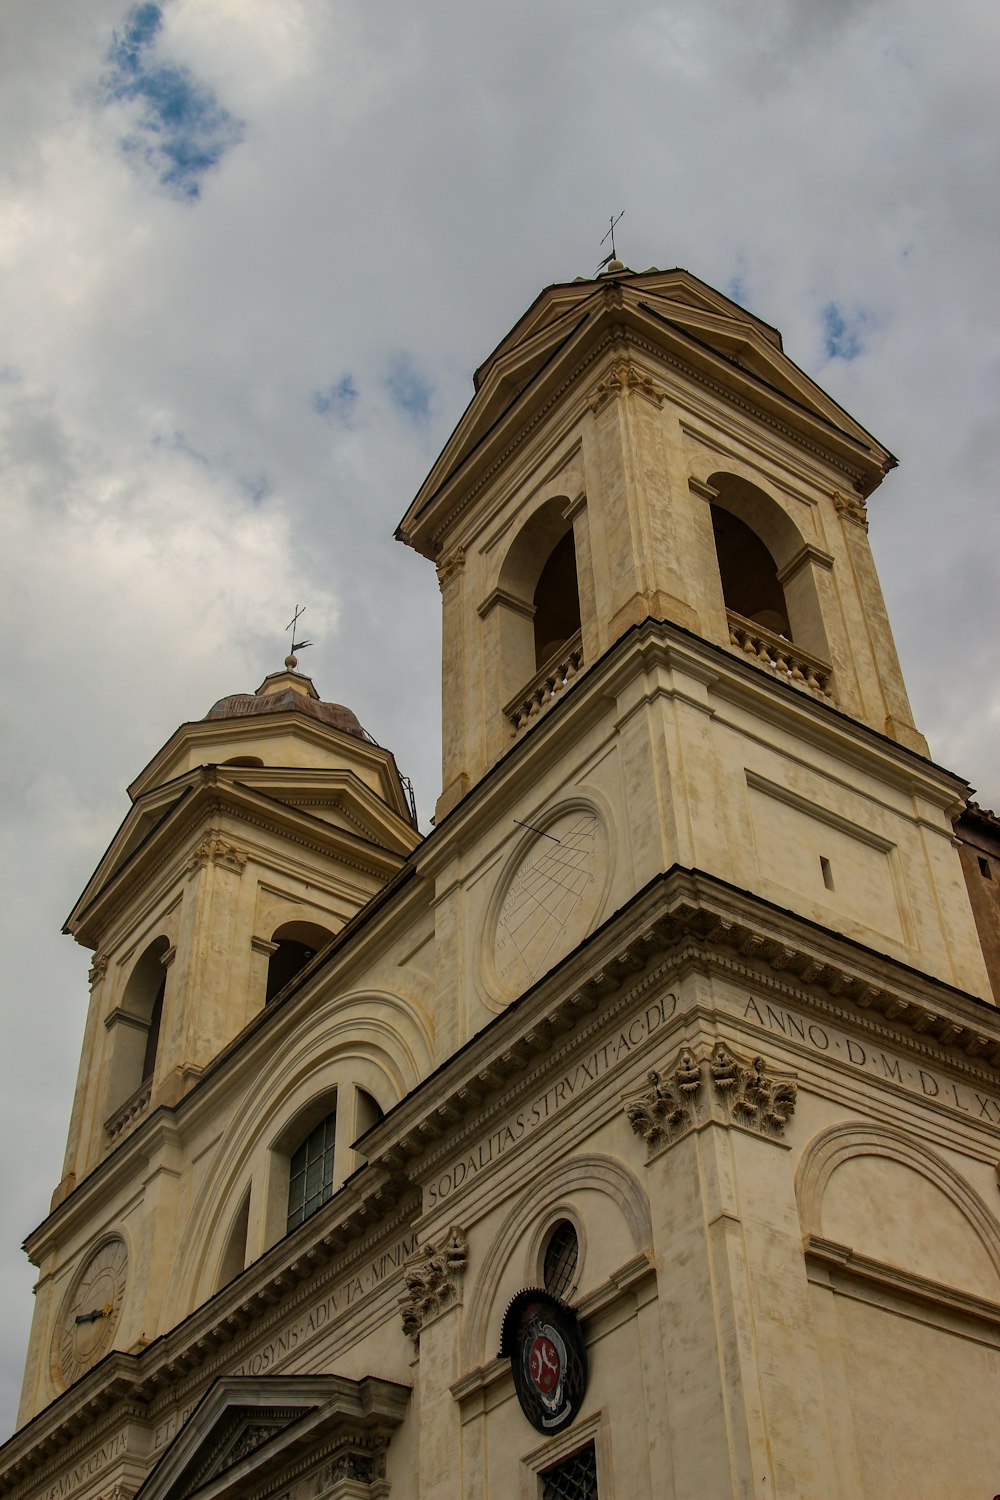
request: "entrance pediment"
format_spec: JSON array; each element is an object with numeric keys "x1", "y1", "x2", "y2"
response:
[{"x1": 136, "y1": 1375, "x2": 410, "y2": 1500}]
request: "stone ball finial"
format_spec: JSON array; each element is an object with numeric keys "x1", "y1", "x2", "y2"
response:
[{"x1": 284, "y1": 653, "x2": 297, "y2": 669}]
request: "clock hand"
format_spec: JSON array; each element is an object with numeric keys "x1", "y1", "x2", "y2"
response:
[{"x1": 75, "y1": 1303, "x2": 113, "y2": 1325}]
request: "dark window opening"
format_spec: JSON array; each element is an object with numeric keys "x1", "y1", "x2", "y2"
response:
[
  {"x1": 979, "y1": 856, "x2": 992, "y2": 880},
  {"x1": 711, "y1": 503, "x2": 790, "y2": 638},
  {"x1": 141, "y1": 975, "x2": 165, "y2": 1082},
  {"x1": 543, "y1": 1219, "x2": 579, "y2": 1301},
  {"x1": 820, "y1": 855, "x2": 835, "y2": 891},
  {"x1": 265, "y1": 921, "x2": 334, "y2": 1002},
  {"x1": 287, "y1": 1110, "x2": 336, "y2": 1232},
  {"x1": 266, "y1": 939, "x2": 318, "y2": 1001},
  {"x1": 541, "y1": 1443, "x2": 598, "y2": 1500},
  {"x1": 533, "y1": 531, "x2": 581, "y2": 670},
  {"x1": 222, "y1": 755, "x2": 264, "y2": 767}
]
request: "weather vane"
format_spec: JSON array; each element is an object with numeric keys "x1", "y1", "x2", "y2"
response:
[
  {"x1": 597, "y1": 211, "x2": 625, "y2": 273},
  {"x1": 284, "y1": 604, "x2": 313, "y2": 669}
]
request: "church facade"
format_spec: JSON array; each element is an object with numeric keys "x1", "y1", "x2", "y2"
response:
[{"x1": 3, "y1": 265, "x2": 999, "y2": 1500}]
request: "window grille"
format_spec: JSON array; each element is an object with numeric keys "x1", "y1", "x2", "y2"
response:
[
  {"x1": 543, "y1": 1220, "x2": 579, "y2": 1300},
  {"x1": 540, "y1": 1442, "x2": 598, "y2": 1500},
  {"x1": 286, "y1": 1111, "x2": 336, "y2": 1231}
]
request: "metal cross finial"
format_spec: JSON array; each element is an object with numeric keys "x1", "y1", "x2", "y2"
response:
[
  {"x1": 284, "y1": 605, "x2": 312, "y2": 667},
  {"x1": 598, "y1": 211, "x2": 625, "y2": 272}
]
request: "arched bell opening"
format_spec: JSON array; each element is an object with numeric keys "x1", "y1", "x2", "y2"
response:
[
  {"x1": 711, "y1": 505, "x2": 791, "y2": 638},
  {"x1": 265, "y1": 921, "x2": 335, "y2": 1003},
  {"x1": 493, "y1": 496, "x2": 585, "y2": 730},
  {"x1": 106, "y1": 935, "x2": 170, "y2": 1116},
  {"x1": 532, "y1": 529, "x2": 581, "y2": 670},
  {"x1": 707, "y1": 471, "x2": 834, "y2": 692}
]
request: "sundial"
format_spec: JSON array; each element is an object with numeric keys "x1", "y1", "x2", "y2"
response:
[{"x1": 492, "y1": 810, "x2": 602, "y2": 1000}]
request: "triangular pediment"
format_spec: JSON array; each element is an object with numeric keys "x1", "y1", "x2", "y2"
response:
[
  {"x1": 135, "y1": 1375, "x2": 410, "y2": 1500},
  {"x1": 398, "y1": 267, "x2": 893, "y2": 556},
  {"x1": 65, "y1": 768, "x2": 416, "y2": 944}
]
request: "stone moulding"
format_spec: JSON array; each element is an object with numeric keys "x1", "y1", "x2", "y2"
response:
[
  {"x1": 398, "y1": 1227, "x2": 468, "y2": 1342},
  {"x1": 623, "y1": 1046, "x2": 703, "y2": 1148}
]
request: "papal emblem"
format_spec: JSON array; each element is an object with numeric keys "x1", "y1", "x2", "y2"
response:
[{"x1": 499, "y1": 1289, "x2": 588, "y2": 1434}]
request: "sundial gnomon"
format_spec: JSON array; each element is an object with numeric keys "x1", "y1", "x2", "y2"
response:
[{"x1": 494, "y1": 812, "x2": 599, "y2": 994}]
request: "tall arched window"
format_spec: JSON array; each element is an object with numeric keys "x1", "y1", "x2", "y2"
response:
[
  {"x1": 286, "y1": 1108, "x2": 337, "y2": 1231},
  {"x1": 107, "y1": 936, "x2": 170, "y2": 1114},
  {"x1": 532, "y1": 529, "x2": 582, "y2": 670},
  {"x1": 711, "y1": 504, "x2": 790, "y2": 637},
  {"x1": 265, "y1": 921, "x2": 334, "y2": 1003}
]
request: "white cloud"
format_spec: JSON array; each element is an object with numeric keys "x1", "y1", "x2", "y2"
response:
[{"x1": 1, "y1": 0, "x2": 998, "y2": 1435}]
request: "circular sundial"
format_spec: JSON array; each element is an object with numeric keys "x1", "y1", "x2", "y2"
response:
[{"x1": 491, "y1": 808, "x2": 604, "y2": 1001}]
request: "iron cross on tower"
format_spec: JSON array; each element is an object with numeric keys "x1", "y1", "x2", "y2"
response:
[
  {"x1": 284, "y1": 605, "x2": 312, "y2": 668},
  {"x1": 598, "y1": 211, "x2": 625, "y2": 272}
]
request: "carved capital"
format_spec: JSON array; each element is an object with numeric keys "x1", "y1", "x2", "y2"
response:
[
  {"x1": 399, "y1": 1226, "x2": 468, "y2": 1342},
  {"x1": 589, "y1": 359, "x2": 667, "y2": 415},
  {"x1": 623, "y1": 1046, "x2": 703, "y2": 1149},
  {"x1": 436, "y1": 545, "x2": 466, "y2": 589},
  {"x1": 710, "y1": 1043, "x2": 797, "y2": 1137},
  {"x1": 186, "y1": 835, "x2": 247, "y2": 874},
  {"x1": 88, "y1": 952, "x2": 110, "y2": 987},
  {"x1": 833, "y1": 489, "x2": 869, "y2": 530}
]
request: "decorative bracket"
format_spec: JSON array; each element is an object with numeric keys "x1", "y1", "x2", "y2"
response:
[
  {"x1": 833, "y1": 490, "x2": 869, "y2": 531},
  {"x1": 710, "y1": 1043, "x2": 797, "y2": 1137},
  {"x1": 186, "y1": 835, "x2": 247, "y2": 875},
  {"x1": 623, "y1": 1045, "x2": 703, "y2": 1150},
  {"x1": 399, "y1": 1226, "x2": 468, "y2": 1342},
  {"x1": 589, "y1": 359, "x2": 667, "y2": 416}
]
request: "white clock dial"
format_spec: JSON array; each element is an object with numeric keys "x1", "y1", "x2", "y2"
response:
[{"x1": 492, "y1": 810, "x2": 602, "y2": 1000}]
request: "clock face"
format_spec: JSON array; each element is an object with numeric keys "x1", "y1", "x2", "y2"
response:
[
  {"x1": 54, "y1": 1237, "x2": 128, "y2": 1388},
  {"x1": 492, "y1": 809, "x2": 604, "y2": 1001}
]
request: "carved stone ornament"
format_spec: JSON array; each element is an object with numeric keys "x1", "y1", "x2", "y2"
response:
[
  {"x1": 588, "y1": 358, "x2": 667, "y2": 415},
  {"x1": 399, "y1": 1226, "x2": 468, "y2": 1341},
  {"x1": 186, "y1": 835, "x2": 247, "y2": 874},
  {"x1": 623, "y1": 1046, "x2": 703, "y2": 1148},
  {"x1": 435, "y1": 545, "x2": 466, "y2": 589},
  {"x1": 832, "y1": 489, "x2": 869, "y2": 530},
  {"x1": 88, "y1": 952, "x2": 110, "y2": 987},
  {"x1": 710, "y1": 1042, "x2": 797, "y2": 1137}
]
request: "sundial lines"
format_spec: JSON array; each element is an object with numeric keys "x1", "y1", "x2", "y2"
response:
[{"x1": 492, "y1": 812, "x2": 602, "y2": 997}]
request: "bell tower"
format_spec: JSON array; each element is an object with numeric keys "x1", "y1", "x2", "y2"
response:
[
  {"x1": 398, "y1": 264, "x2": 988, "y2": 1001},
  {"x1": 49, "y1": 659, "x2": 419, "y2": 1221}
]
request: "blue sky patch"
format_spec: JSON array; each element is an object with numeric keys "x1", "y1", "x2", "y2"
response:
[
  {"x1": 385, "y1": 354, "x2": 433, "y2": 424},
  {"x1": 312, "y1": 374, "x2": 359, "y2": 424},
  {"x1": 105, "y1": 3, "x2": 244, "y2": 200},
  {"x1": 821, "y1": 302, "x2": 874, "y2": 361}
]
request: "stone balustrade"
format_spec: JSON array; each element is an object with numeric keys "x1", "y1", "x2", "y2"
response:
[
  {"x1": 727, "y1": 611, "x2": 834, "y2": 700},
  {"x1": 505, "y1": 631, "x2": 584, "y2": 733},
  {"x1": 105, "y1": 1076, "x2": 153, "y2": 1146}
]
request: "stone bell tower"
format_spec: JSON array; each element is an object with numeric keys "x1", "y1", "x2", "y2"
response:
[{"x1": 398, "y1": 263, "x2": 987, "y2": 1001}]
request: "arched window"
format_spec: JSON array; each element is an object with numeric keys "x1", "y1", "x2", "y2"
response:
[
  {"x1": 286, "y1": 1108, "x2": 337, "y2": 1231},
  {"x1": 265, "y1": 921, "x2": 334, "y2": 1003},
  {"x1": 532, "y1": 529, "x2": 581, "y2": 670},
  {"x1": 107, "y1": 936, "x2": 170, "y2": 1113},
  {"x1": 711, "y1": 504, "x2": 790, "y2": 637},
  {"x1": 216, "y1": 1187, "x2": 251, "y2": 1290},
  {"x1": 542, "y1": 1219, "x2": 579, "y2": 1300},
  {"x1": 222, "y1": 755, "x2": 264, "y2": 768}
]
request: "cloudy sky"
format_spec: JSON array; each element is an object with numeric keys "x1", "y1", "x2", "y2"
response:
[{"x1": 1, "y1": 0, "x2": 997, "y2": 1437}]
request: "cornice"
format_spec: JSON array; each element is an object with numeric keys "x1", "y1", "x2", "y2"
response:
[
  {"x1": 418, "y1": 318, "x2": 884, "y2": 554},
  {"x1": 3, "y1": 1181, "x2": 420, "y2": 1493}
]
